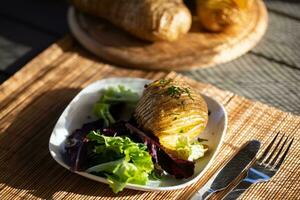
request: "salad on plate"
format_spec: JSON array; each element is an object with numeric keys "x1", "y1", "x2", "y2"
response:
[{"x1": 63, "y1": 78, "x2": 209, "y2": 193}]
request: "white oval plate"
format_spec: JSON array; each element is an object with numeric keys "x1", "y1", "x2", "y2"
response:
[{"x1": 49, "y1": 78, "x2": 227, "y2": 192}]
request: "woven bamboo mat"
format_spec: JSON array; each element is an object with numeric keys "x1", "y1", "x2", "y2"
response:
[{"x1": 0, "y1": 36, "x2": 299, "y2": 200}]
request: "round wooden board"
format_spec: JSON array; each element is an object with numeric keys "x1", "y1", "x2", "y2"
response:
[{"x1": 68, "y1": 0, "x2": 268, "y2": 71}]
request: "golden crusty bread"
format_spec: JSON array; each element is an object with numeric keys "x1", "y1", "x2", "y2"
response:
[
  {"x1": 134, "y1": 78, "x2": 208, "y2": 151},
  {"x1": 196, "y1": 0, "x2": 252, "y2": 32},
  {"x1": 70, "y1": 0, "x2": 192, "y2": 42}
]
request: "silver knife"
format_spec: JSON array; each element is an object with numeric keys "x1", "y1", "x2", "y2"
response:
[{"x1": 191, "y1": 140, "x2": 261, "y2": 200}]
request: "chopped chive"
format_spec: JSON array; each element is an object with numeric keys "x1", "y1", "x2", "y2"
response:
[
  {"x1": 198, "y1": 138, "x2": 208, "y2": 142},
  {"x1": 166, "y1": 85, "x2": 194, "y2": 100}
]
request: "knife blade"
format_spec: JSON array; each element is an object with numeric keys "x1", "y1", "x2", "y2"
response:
[{"x1": 191, "y1": 140, "x2": 261, "y2": 200}]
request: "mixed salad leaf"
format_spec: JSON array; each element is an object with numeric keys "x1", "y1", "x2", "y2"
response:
[
  {"x1": 93, "y1": 85, "x2": 139, "y2": 127},
  {"x1": 85, "y1": 131, "x2": 153, "y2": 193},
  {"x1": 64, "y1": 120, "x2": 104, "y2": 171},
  {"x1": 176, "y1": 136, "x2": 208, "y2": 161},
  {"x1": 125, "y1": 123, "x2": 195, "y2": 179},
  {"x1": 64, "y1": 85, "x2": 208, "y2": 193}
]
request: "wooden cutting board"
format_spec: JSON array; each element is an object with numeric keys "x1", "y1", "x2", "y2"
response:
[{"x1": 68, "y1": 0, "x2": 268, "y2": 71}]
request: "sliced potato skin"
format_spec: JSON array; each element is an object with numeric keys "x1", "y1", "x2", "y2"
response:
[{"x1": 134, "y1": 78, "x2": 208, "y2": 151}]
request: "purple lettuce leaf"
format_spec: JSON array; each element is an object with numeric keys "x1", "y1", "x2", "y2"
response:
[
  {"x1": 64, "y1": 120, "x2": 130, "y2": 171},
  {"x1": 64, "y1": 120, "x2": 104, "y2": 171},
  {"x1": 65, "y1": 119, "x2": 195, "y2": 179}
]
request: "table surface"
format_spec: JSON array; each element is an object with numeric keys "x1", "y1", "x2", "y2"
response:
[
  {"x1": 0, "y1": 37, "x2": 299, "y2": 199},
  {"x1": 0, "y1": 0, "x2": 299, "y2": 115}
]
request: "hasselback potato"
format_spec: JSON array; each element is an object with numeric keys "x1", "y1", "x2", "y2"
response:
[
  {"x1": 134, "y1": 78, "x2": 208, "y2": 158},
  {"x1": 69, "y1": 0, "x2": 192, "y2": 42}
]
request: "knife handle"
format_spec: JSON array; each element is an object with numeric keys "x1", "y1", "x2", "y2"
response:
[
  {"x1": 221, "y1": 181, "x2": 251, "y2": 200},
  {"x1": 202, "y1": 189, "x2": 216, "y2": 200},
  {"x1": 222, "y1": 167, "x2": 266, "y2": 200},
  {"x1": 190, "y1": 188, "x2": 217, "y2": 200}
]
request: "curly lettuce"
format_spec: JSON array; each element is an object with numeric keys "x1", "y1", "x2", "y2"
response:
[
  {"x1": 176, "y1": 136, "x2": 208, "y2": 161},
  {"x1": 86, "y1": 131, "x2": 153, "y2": 193}
]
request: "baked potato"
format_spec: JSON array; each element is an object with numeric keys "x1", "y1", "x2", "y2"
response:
[{"x1": 134, "y1": 78, "x2": 208, "y2": 160}]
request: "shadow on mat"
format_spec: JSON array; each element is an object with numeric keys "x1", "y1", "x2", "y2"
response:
[{"x1": 0, "y1": 88, "x2": 145, "y2": 199}]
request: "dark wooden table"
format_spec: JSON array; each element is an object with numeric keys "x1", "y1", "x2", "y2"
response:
[
  {"x1": 0, "y1": 0, "x2": 68, "y2": 81},
  {"x1": 0, "y1": 0, "x2": 299, "y2": 114}
]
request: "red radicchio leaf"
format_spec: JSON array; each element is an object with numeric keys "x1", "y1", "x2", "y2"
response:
[
  {"x1": 65, "y1": 120, "x2": 128, "y2": 171},
  {"x1": 64, "y1": 120, "x2": 104, "y2": 171}
]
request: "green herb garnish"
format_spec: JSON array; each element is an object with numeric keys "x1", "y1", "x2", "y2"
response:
[
  {"x1": 197, "y1": 138, "x2": 208, "y2": 143},
  {"x1": 159, "y1": 79, "x2": 172, "y2": 85},
  {"x1": 184, "y1": 88, "x2": 194, "y2": 100},
  {"x1": 166, "y1": 85, "x2": 194, "y2": 100}
]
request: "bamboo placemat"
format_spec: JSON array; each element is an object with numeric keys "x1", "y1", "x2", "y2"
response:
[{"x1": 0, "y1": 36, "x2": 299, "y2": 200}]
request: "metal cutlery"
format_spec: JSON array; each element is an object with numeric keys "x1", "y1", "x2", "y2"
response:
[
  {"x1": 191, "y1": 140, "x2": 261, "y2": 200},
  {"x1": 222, "y1": 132, "x2": 294, "y2": 200}
]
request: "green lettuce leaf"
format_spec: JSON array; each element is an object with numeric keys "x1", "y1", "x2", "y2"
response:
[
  {"x1": 86, "y1": 158, "x2": 125, "y2": 173},
  {"x1": 93, "y1": 85, "x2": 139, "y2": 127},
  {"x1": 106, "y1": 175, "x2": 127, "y2": 194},
  {"x1": 86, "y1": 131, "x2": 154, "y2": 193},
  {"x1": 93, "y1": 102, "x2": 115, "y2": 127},
  {"x1": 176, "y1": 136, "x2": 208, "y2": 161}
]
